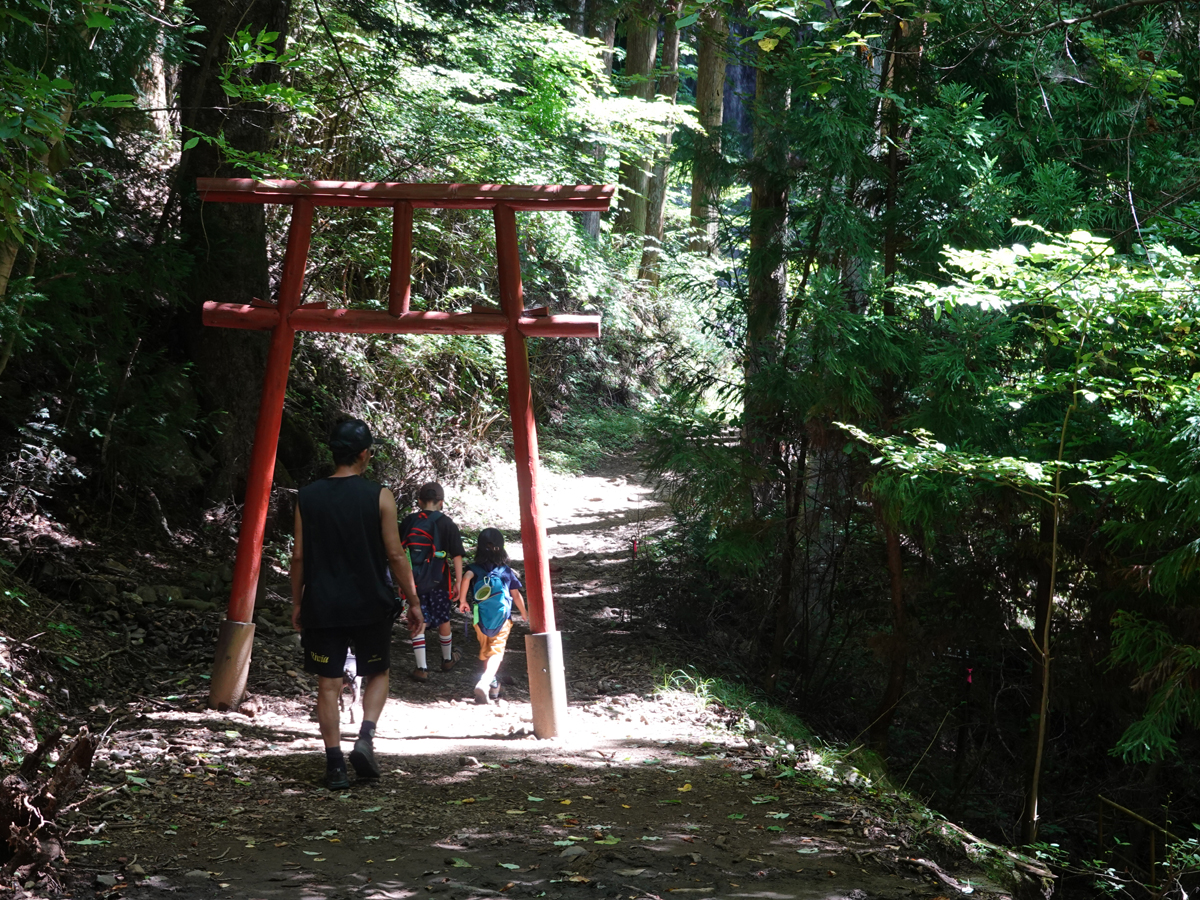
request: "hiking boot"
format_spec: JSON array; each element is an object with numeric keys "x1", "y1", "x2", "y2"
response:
[
  {"x1": 325, "y1": 759, "x2": 350, "y2": 790},
  {"x1": 349, "y1": 737, "x2": 381, "y2": 780},
  {"x1": 441, "y1": 650, "x2": 460, "y2": 672},
  {"x1": 488, "y1": 679, "x2": 502, "y2": 701},
  {"x1": 473, "y1": 686, "x2": 489, "y2": 705},
  {"x1": 410, "y1": 667, "x2": 428, "y2": 683}
]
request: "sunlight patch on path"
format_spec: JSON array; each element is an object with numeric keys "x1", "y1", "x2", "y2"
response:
[{"x1": 446, "y1": 455, "x2": 671, "y2": 562}]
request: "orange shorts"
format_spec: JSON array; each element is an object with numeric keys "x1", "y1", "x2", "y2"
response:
[{"x1": 473, "y1": 619, "x2": 512, "y2": 660}]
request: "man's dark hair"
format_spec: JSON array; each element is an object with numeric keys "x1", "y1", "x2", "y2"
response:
[
  {"x1": 474, "y1": 527, "x2": 508, "y2": 569},
  {"x1": 329, "y1": 419, "x2": 373, "y2": 467},
  {"x1": 418, "y1": 482, "x2": 444, "y2": 504}
]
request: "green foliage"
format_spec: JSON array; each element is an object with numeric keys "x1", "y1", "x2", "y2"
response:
[
  {"x1": 647, "y1": 1, "x2": 1200, "y2": 853},
  {"x1": 841, "y1": 230, "x2": 1200, "y2": 761},
  {"x1": 3, "y1": 0, "x2": 1200, "y2": 861},
  {"x1": 1109, "y1": 611, "x2": 1200, "y2": 762},
  {"x1": 0, "y1": 0, "x2": 182, "y2": 251},
  {"x1": 277, "y1": 1, "x2": 673, "y2": 185},
  {"x1": 540, "y1": 406, "x2": 646, "y2": 474}
]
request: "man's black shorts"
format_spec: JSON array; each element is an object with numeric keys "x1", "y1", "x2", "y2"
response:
[{"x1": 301, "y1": 620, "x2": 393, "y2": 679}]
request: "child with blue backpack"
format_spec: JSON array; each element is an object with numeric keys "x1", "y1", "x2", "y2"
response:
[{"x1": 457, "y1": 528, "x2": 527, "y2": 705}]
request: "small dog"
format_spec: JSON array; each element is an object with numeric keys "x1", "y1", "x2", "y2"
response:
[{"x1": 339, "y1": 650, "x2": 363, "y2": 722}]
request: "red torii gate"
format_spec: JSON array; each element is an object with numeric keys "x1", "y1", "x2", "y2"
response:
[{"x1": 203, "y1": 179, "x2": 614, "y2": 738}]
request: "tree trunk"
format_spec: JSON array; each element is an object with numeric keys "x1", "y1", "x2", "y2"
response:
[
  {"x1": 588, "y1": 0, "x2": 619, "y2": 77},
  {"x1": 867, "y1": 513, "x2": 907, "y2": 756},
  {"x1": 743, "y1": 57, "x2": 788, "y2": 502},
  {"x1": 765, "y1": 436, "x2": 806, "y2": 692},
  {"x1": 174, "y1": 0, "x2": 291, "y2": 502},
  {"x1": 0, "y1": 244, "x2": 40, "y2": 379},
  {"x1": 579, "y1": 0, "x2": 620, "y2": 239},
  {"x1": 0, "y1": 241, "x2": 25, "y2": 379},
  {"x1": 568, "y1": 0, "x2": 587, "y2": 34},
  {"x1": 1020, "y1": 503, "x2": 1056, "y2": 844},
  {"x1": 614, "y1": 0, "x2": 660, "y2": 235},
  {"x1": 689, "y1": 7, "x2": 727, "y2": 254},
  {"x1": 637, "y1": 1, "x2": 681, "y2": 285},
  {"x1": 0, "y1": 240, "x2": 19, "y2": 309},
  {"x1": 864, "y1": 10, "x2": 926, "y2": 759}
]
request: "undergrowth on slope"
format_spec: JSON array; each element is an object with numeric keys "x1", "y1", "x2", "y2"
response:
[
  {"x1": 657, "y1": 666, "x2": 814, "y2": 747},
  {"x1": 655, "y1": 663, "x2": 1069, "y2": 897},
  {"x1": 540, "y1": 407, "x2": 647, "y2": 474}
]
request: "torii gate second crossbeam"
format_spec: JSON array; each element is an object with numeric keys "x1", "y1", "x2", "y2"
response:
[{"x1": 202, "y1": 179, "x2": 614, "y2": 739}]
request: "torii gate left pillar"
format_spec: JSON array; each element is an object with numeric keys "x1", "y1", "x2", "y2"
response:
[{"x1": 202, "y1": 179, "x2": 614, "y2": 738}]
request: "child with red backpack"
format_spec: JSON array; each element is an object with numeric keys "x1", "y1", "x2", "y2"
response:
[
  {"x1": 457, "y1": 528, "x2": 527, "y2": 705},
  {"x1": 400, "y1": 483, "x2": 465, "y2": 681}
]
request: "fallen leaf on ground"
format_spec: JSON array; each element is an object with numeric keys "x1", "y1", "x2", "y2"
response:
[
  {"x1": 448, "y1": 857, "x2": 472, "y2": 868},
  {"x1": 499, "y1": 863, "x2": 520, "y2": 869},
  {"x1": 678, "y1": 784, "x2": 692, "y2": 792}
]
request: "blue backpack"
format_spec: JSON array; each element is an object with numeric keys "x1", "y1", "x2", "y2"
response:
[{"x1": 472, "y1": 568, "x2": 512, "y2": 637}]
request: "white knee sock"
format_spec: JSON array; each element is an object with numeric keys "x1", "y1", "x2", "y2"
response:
[
  {"x1": 440, "y1": 632, "x2": 453, "y2": 661},
  {"x1": 476, "y1": 655, "x2": 503, "y2": 691},
  {"x1": 413, "y1": 633, "x2": 427, "y2": 669}
]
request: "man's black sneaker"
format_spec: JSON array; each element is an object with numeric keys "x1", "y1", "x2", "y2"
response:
[
  {"x1": 325, "y1": 760, "x2": 350, "y2": 790},
  {"x1": 349, "y1": 737, "x2": 381, "y2": 779},
  {"x1": 488, "y1": 679, "x2": 502, "y2": 701}
]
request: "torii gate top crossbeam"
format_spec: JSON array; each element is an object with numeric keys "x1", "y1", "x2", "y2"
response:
[{"x1": 197, "y1": 178, "x2": 614, "y2": 211}]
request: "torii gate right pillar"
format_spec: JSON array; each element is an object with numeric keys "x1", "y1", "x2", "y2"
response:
[{"x1": 494, "y1": 203, "x2": 567, "y2": 737}]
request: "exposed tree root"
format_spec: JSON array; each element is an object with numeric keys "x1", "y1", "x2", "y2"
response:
[{"x1": 0, "y1": 726, "x2": 98, "y2": 888}]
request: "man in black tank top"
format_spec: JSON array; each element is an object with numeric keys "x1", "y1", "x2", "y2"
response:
[{"x1": 291, "y1": 419, "x2": 423, "y2": 789}]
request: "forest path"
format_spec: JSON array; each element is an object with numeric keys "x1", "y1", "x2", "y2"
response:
[{"x1": 64, "y1": 453, "x2": 1020, "y2": 900}]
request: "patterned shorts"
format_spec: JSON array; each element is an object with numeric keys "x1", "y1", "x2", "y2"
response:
[{"x1": 419, "y1": 589, "x2": 454, "y2": 629}]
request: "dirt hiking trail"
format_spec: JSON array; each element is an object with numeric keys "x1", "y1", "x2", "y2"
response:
[{"x1": 41, "y1": 454, "x2": 1039, "y2": 900}]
